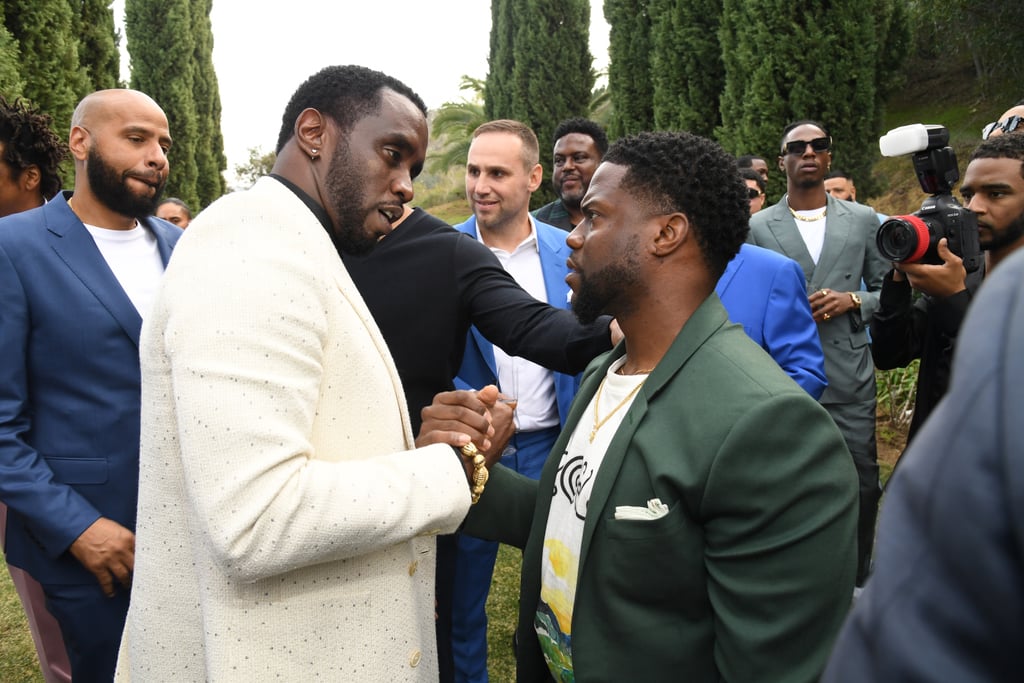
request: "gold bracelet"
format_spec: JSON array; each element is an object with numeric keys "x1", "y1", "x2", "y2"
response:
[{"x1": 460, "y1": 443, "x2": 489, "y2": 504}]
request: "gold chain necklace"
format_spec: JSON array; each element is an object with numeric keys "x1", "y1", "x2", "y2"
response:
[
  {"x1": 787, "y1": 199, "x2": 827, "y2": 222},
  {"x1": 590, "y1": 376, "x2": 646, "y2": 443}
]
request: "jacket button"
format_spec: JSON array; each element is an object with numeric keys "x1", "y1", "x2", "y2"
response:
[{"x1": 409, "y1": 649, "x2": 422, "y2": 667}]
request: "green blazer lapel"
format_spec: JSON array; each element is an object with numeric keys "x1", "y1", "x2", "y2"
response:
[
  {"x1": 812, "y1": 195, "x2": 853, "y2": 288},
  {"x1": 575, "y1": 294, "x2": 731, "y2": 577}
]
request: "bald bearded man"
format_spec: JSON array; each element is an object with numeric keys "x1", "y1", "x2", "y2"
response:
[{"x1": 0, "y1": 89, "x2": 181, "y2": 681}]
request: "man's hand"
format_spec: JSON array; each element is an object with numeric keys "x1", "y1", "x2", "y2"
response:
[
  {"x1": 809, "y1": 288, "x2": 856, "y2": 323},
  {"x1": 609, "y1": 319, "x2": 624, "y2": 346},
  {"x1": 482, "y1": 394, "x2": 516, "y2": 464},
  {"x1": 894, "y1": 238, "x2": 968, "y2": 298},
  {"x1": 68, "y1": 517, "x2": 135, "y2": 597},
  {"x1": 417, "y1": 385, "x2": 498, "y2": 454}
]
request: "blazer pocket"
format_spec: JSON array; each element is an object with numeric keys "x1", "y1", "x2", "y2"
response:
[
  {"x1": 602, "y1": 503, "x2": 704, "y2": 603},
  {"x1": 44, "y1": 457, "x2": 108, "y2": 484}
]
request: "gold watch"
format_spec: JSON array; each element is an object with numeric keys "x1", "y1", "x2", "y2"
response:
[{"x1": 849, "y1": 292, "x2": 862, "y2": 308}]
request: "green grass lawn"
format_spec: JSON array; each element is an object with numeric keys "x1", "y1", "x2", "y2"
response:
[{"x1": 0, "y1": 567, "x2": 44, "y2": 683}]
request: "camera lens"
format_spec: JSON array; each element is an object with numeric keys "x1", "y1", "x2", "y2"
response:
[{"x1": 877, "y1": 215, "x2": 930, "y2": 263}]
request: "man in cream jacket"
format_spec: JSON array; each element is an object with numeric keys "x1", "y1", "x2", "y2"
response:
[{"x1": 116, "y1": 66, "x2": 493, "y2": 681}]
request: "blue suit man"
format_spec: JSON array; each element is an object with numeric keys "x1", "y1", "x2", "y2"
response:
[
  {"x1": 0, "y1": 90, "x2": 180, "y2": 682},
  {"x1": 716, "y1": 243, "x2": 827, "y2": 398},
  {"x1": 449, "y1": 120, "x2": 584, "y2": 682}
]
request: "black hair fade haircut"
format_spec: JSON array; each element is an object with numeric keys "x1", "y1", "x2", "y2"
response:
[
  {"x1": 736, "y1": 154, "x2": 766, "y2": 168},
  {"x1": 740, "y1": 168, "x2": 766, "y2": 192},
  {"x1": 0, "y1": 97, "x2": 67, "y2": 199},
  {"x1": 602, "y1": 131, "x2": 749, "y2": 278},
  {"x1": 552, "y1": 118, "x2": 609, "y2": 157},
  {"x1": 970, "y1": 132, "x2": 1024, "y2": 179},
  {"x1": 275, "y1": 65, "x2": 427, "y2": 154}
]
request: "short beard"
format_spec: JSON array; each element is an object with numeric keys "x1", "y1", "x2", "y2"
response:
[
  {"x1": 982, "y1": 211, "x2": 1024, "y2": 254},
  {"x1": 556, "y1": 184, "x2": 584, "y2": 211},
  {"x1": 572, "y1": 239, "x2": 642, "y2": 324},
  {"x1": 86, "y1": 146, "x2": 165, "y2": 219},
  {"x1": 324, "y1": 136, "x2": 378, "y2": 256}
]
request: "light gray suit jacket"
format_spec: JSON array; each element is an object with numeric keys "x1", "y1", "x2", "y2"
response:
[
  {"x1": 748, "y1": 195, "x2": 888, "y2": 405},
  {"x1": 117, "y1": 177, "x2": 471, "y2": 681}
]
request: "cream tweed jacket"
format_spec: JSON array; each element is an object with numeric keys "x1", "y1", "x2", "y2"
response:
[{"x1": 115, "y1": 177, "x2": 471, "y2": 681}]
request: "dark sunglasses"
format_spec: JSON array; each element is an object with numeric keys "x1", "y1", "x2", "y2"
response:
[
  {"x1": 982, "y1": 115, "x2": 1022, "y2": 140},
  {"x1": 746, "y1": 187, "x2": 764, "y2": 199},
  {"x1": 783, "y1": 137, "x2": 831, "y2": 155}
]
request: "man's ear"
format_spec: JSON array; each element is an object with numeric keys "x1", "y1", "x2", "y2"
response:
[
  {"x1": 777, "y1": 155, "x2": 786, "y2": 173},
  {"x1": 68, "y1": 126, "x2": 90, "y2": 162},
  {"x1": 295, "y1": 108, "x2": 330, "y2": 158},
  {"x1": 527, "y1": 162, "x2": 543, "y2": 192},
  {"x1": 19, "y1": 165, "x2": 41, "y2": 193},
  {"x1": 652, "y1": 212, "x2": 690, "y2": 256}
]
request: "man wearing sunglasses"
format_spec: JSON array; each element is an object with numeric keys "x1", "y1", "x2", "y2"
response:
[
  {"x1": 748, "y1": 120, "x2": 889, "y2": 589},
  {"x1": 981, "y1": 99, "x2": 1024, "y2": 140}
]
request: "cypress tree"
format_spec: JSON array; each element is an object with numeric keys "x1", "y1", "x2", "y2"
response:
[
  {"x1": 0, "y1": 8, "x2": 25, "y2": 99},
  {"x1": 604, "y1": 0, "x2": 655, "y2": 137},
  {"x1": 718, "y1": 0, "x2": 906, "y2": 199},
  {"x1": 77, "y1": 0, "x2": 121, "y2": 91},
  {"x1": 649, "y1": 0, "x2": 724, "y2": 137},
  {"x1": 125, "y1": 0, "x2": 200, "y2": 209},
  {"x1": 509, "y1": 0, "x2": 594, "y2": 207},
  {"x1": 484, "y1": 0, "x2": 515, "y2": 120},
  {"x1": 3, "y1": 0, "x2": 86, "y2": 139},
  {"x1": 190, "y1": 0, "x2": 227, "y2": 206}
]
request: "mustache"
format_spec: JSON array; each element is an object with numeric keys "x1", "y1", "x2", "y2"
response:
[{"x1": 124, "y1": 170, "x2": 164, "y2": 186}]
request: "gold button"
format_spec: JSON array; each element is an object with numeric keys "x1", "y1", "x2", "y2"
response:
[
  {"x1": 408, "y1": 561, "x2": 418, "y2": 576},
  {"x1": 409, "y1": 649, "x2": 421, "y2": 667}
]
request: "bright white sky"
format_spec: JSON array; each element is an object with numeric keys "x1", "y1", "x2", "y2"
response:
[{"x1": 111, "y1": 1, "x2": 610, "y2": 184}]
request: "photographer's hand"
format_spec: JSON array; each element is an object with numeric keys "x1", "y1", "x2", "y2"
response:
[{"x1": 896, "y1": 239, "x2": 968, "y2": 298}]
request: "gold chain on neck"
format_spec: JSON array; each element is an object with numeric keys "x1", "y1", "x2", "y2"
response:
[
  {"x1": 590, "y1": 376, "x2": 646, "y2": 443},
  {"x1": 787, "y1": 199, "x2": 827, "y2": 222}
]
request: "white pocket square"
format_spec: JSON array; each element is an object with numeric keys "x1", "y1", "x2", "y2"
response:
[{"x1": 614, "y1": 498, "x2": 669, "y2": 521}]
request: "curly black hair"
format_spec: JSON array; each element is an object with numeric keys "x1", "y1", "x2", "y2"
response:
[
  {"x1": 0, "y1": 97, "x2": 67, "y2": 199},
  {"x1": 602, "y1": 131, "x2": 749, "y2": 278},
  {"x1": 970, "y1": 131, "x2": 1024, "y2": 179},
  {"x1": 275, "y1": 65, "x2": 427, "y2": 154},
  {"x1": 552, "y1": 118, "x2": 608, "y2": 157}
]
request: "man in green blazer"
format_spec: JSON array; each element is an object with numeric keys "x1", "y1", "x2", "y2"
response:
[{"x1": 461, "y1": 131, "x2": 859, "y2": 682}]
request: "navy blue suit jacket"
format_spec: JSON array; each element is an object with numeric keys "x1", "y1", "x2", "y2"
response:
[
  {"x1": 716, "y1": 244, "x2": 827, "y2": 399},
  {"x1": 452, "y1": 216, "x2": 578, "y2": 425},
  {"x1": 0, "y1": 192, "x2": 181, "y2": 584},
  {"x1": 823, "y1": 247, "x2": 1024, "y2": 682}
]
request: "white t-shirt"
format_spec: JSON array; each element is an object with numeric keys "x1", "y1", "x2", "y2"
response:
[
  {"x1": 792, "y1": 209, "x2": 827, "y2": 264},
  {"x1": 534, "y1": 356, "x2": 647, "y2": 679},
  {"x1": 84, "y1": 222, "x2": 165, "y2": 319}
]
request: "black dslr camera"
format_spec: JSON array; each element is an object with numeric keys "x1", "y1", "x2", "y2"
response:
[{"x1": 875, "y1": 124, "x2": 982, "y2": 273}]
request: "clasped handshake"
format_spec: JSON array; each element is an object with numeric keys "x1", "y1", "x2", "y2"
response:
[{"x1": 414, "y1": 384, "x2": 515, "y2": 494}]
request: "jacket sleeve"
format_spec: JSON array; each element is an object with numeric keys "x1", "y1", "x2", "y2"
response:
[
  {"x1": 761, "y1": 258, "x2": 828, "y2": 399},
  {"x1": 0, "y1": 242, "x2": 101, "y2": 556},
  {"x1": 703, "y1": 393, "x2": 858, "y2": 683},
  {"x1": 453, "y1": 235, "x2": 611, "y2": 375}
]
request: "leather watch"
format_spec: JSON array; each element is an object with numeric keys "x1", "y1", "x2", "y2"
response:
[{"x1": 849, "y1": 292, "x2": 862, "y2": 308}]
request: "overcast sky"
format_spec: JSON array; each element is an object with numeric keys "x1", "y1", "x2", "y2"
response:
[{"x1": 111, "y1": 1, "x2": 610, "y2": 183}]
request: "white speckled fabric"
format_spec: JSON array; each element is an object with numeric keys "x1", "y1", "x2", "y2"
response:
[{"x1": 115, "y1": 177, "x2": 471, "y2": 681}]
